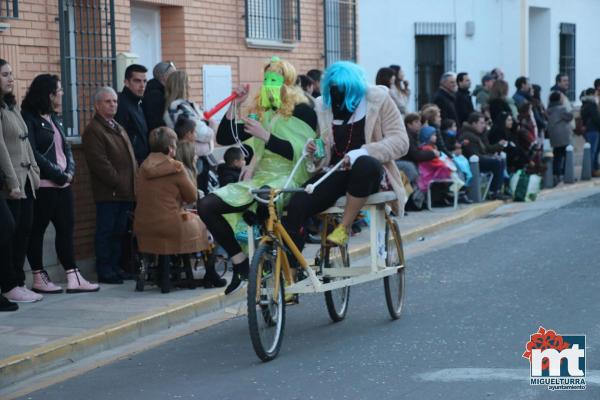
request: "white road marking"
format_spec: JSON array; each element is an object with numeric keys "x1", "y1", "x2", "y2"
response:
[{"x1": 415, "y1": 368, "x2": 600, "y2": 385}]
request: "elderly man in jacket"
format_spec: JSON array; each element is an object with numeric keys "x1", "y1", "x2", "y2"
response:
[
  {"x1": 433, "y1": 72, "x2": 459, "y2": 123},
  {"x1": 82, "y1": 87, "x2": 137, "y2": 284}
]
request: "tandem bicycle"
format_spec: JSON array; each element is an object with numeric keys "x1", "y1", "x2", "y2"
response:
[{"x1": 245, "y1": 158, "x2": 406, "y2": 361}]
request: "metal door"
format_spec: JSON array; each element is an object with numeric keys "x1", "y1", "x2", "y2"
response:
[{"x1": 415, "y1": 35, "x2": 445, "y2": 110}]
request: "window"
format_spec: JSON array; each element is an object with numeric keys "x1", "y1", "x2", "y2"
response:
[
  {"x1": 245, "y1": 0, "x2": 300, "y2": 47},
  {"x1": 0, "y1": 0, "x2": 18, "y2": 18},
  {"x1": 58, "y1": 0, "x2": 117, "y2": 136},
  {"x1": 559, "y1": 23, "x2": 576, "y2": 102},
  {"x1": 324, "y1": 0, "x2": 357, "y2": 66}
]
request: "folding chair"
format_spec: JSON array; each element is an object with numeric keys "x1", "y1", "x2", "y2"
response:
[{"x1": 426, "y1": 179, "x2": 459, "y2": 210}]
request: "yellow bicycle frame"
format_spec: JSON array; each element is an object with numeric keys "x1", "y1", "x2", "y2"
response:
[{"x1": 258, "y1": 189, "x2": 313, "y2": 302}]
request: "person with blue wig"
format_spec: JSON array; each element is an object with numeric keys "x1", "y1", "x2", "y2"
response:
[{"x1": 283, "y1": 61, "x2": 410, "y2": 250}]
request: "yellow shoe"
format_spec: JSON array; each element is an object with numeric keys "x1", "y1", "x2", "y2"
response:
[
  {"x1": 326, "y1": 224, "x2": 349, "y2": 246},
  {"x1": 285, "y1": 293, "x2": 299, "y2": 305}
]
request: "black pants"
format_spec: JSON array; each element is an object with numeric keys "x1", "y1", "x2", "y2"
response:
[
  {"x1": 197, "y1": 194, "x2": 248, "y2": 257},
  {"x1": 0, "y1": 186, "x2": 34, "y2": 292},
  {"x1": 196, "y1": 156, "x2": 211, "y2": 194},
  {"x1": 553, "y1": 146, "x2": 567, "y2": 176},
  {"x1": 479, "y1": 156, "x2": 505, "y2": 193},
  {"x1": 27, "y1": 186, "x2": 76, "y2": 271},
  {"x1": 282, "y1": 155, "x2": 383, "y2": 251},
  {"x1": 0, "y1": 196, "x2": 17, "y2": 293}
]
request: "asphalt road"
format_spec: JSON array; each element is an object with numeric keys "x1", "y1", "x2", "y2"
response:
[{"x1": 22, "y1": 193, "x2": 600, "y2": 400}]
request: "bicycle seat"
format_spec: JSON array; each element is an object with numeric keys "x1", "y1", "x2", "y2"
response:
[{"x1": 321, "y1": 191, "x2": 397, "y2": 214}]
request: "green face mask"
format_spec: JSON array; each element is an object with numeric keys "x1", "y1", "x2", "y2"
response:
[{"x1": 260, "y1": 71, "x2": 285, "y2": 109}]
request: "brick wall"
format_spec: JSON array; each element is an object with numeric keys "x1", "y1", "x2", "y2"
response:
[
  {"x1": 0, "y1": 0, "x2": 335, "y2": 265},
  {"x1": 114, "y1": 0, "x2": 326, "y2": 100}
]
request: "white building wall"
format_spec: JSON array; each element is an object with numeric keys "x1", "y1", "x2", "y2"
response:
[{"x1": 359, "y1": 0, "x2": 600, "y2": 110}]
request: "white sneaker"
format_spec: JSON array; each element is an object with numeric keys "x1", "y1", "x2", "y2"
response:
[
  {"x1": 19, "y1": 286, "x2": 43, "y2": 302},
  {"x1": 4, "y1": 287, "x2": 42, "y2": 303}
]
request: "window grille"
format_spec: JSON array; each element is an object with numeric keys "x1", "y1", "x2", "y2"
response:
[
  {"x1": 559, "y1": 23, "x2": 576, "y2": 102},
  {"x1": 246, "y1": 0, "x2": 300, "y2": 43},
  {"x1": 58, "y1": 0, "x2": 117, "y2": 136},
  {"x1": 0, "y1": 0, "x2": 18, "y2": 18},
  {"x1": 324, "y1": 0, "x2": 357, "y2": 66}
]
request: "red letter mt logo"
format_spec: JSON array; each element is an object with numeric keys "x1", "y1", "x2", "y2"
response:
[
  {"x1": 523, "y1": 326, "x2": 586, "y2": 391},
  {"x1": 522, "y1": 327, "x2": 570, "y2": 371}
]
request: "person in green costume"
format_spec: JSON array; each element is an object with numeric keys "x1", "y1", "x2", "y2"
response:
[{"x1": 198, "y1": 57, "x2": 317, "y2": 295}]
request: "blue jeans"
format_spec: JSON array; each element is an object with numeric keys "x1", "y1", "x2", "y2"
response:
[
  {"x1": 95, "y1": 202, "x2": 133, "y2": 279},
  {"x1": 479, "y1": 156, "x2": 505, "y2": 192},
  {"x1": 395, "y1": 160, "x2": 419, "y2": 185},
  {"x1": 584, "y1": 131, "x2": 600, "y2": 171}
]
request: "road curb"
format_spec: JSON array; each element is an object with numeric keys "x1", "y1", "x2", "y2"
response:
[
  {"x1": 348, "y1": 200, "x2": 503, "y2": 261},
  {"x1": 0, "y1": 199, "x2": 508, "y2": 391},
  {"x1": 0, "y1": 289, "x2": 245, "y2": 389}
]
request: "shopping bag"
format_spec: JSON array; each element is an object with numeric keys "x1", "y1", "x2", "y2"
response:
[{"x1": 510, "y1": 170, "x2": 542, "y2": 202}]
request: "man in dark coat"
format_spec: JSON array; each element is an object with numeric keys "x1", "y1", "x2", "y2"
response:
[
  {"x1": 433, "y1": 72, "x2": 458, "y2": 123},
  {"x1": 82, "y1": 87, "x2": 137, "y2": 284},
  {"x1": 551, "y1": 73, "x2": 569, "y2": 95},
  {"x1": 512, "y1": 76, "x2": 532, "y2": 108},
  {"x1": 115, "y1": 64, "x2": 149, "y2": 165},
  {"x1": 143, "y1": 61, "x2": 176, "y2": 132},
  {"x1": 455, "y1": 72, "x2": 474, "y2": 127}
]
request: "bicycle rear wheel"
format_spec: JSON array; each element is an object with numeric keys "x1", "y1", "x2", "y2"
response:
[
  {"x1": 383, "y1": 218, "x2": 406, "y2": 320},
  {"x1": 247, "y1": 244, "x2": 286, "y2": 362},
  {"x1": 323, "y1": 244, "x2": 350, "y2": 322}
]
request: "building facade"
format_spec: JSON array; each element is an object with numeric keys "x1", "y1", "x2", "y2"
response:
[
  {"x1": 359, "y1": 0, "x2": 600, "y2": 111},
  {"x1": 0, "y1": 0, "x2": 357, "y2": 266}
]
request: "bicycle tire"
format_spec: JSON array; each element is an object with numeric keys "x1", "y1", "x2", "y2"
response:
[
  {"x1": 247, "y1": 243, "x2": 286, "y2": 362},
  {"x1": 383, "y1": 217, "x2": 406, "y2": 320},
  {"x1": 323, "y1": 244, "x2": 350, "y2": 322}
]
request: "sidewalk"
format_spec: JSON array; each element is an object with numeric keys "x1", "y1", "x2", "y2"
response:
[{"x1": 1, "y1": 178, "x2": 598, "y2": 394}]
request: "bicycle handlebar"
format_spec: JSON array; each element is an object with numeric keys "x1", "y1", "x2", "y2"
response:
[
  {"x1": 248, "y1": 141, "x2": 345, "y2": 203},
  {"x1": 250, "y1": 188, "x2": 307, "y2": 195},
  {"x1": 304, "y1": 158, "x2": 345, "y2": 194}
]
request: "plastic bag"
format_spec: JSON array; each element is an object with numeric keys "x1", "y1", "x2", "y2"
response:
[{"x1": 509, "y1": 170, "x2": 542, "y2": 202}]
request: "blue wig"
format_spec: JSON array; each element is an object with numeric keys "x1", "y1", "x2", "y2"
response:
[{"x1": 321, "y1": 61, "x2": 367, "y2": 113}]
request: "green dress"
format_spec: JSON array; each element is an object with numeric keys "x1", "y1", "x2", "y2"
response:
[{"x1": 213, "y1": 110, "x2": 316, "y2": 208}]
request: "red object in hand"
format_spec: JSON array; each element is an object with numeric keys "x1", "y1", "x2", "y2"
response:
[{"x1": 203, "y1": 92, "x2": 239, "y2": 120}]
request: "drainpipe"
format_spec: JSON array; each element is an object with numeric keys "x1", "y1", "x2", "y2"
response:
[{"x1": 520, "y1": 0, "x2": 527, "y2": 75}]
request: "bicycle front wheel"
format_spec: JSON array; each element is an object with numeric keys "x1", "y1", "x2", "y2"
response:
[
  {"x1": 247, "y1": 244, "x2": 286, "y2": 362},
  {"x1": 383, "y1": 217, "x2": 406, "y2": 320}
]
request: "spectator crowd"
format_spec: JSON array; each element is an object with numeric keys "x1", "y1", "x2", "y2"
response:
[
  {"x1": 381, "y1": 65, "x2": 600, "y2": 209},
  {"x1": 1, "y1": 55, "x2": 599, "y2": 312}
]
